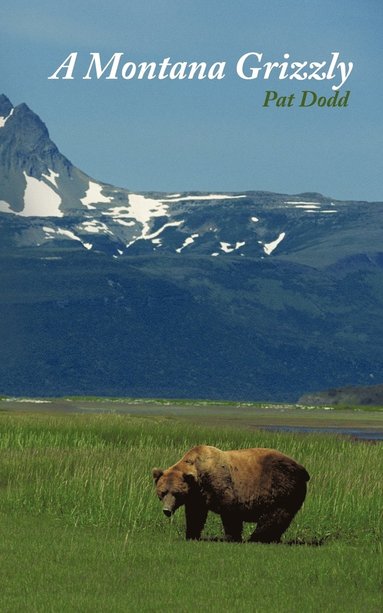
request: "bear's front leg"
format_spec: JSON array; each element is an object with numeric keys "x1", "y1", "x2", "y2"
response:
[
  {"x1": 185, "y1": 502, "x2": 208, "y2": 540},
  {"x1": 221, "y1": 512, "x2": 243, "y2": 542}
]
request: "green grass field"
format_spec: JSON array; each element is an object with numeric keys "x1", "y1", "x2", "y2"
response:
[{"x1": 0, "y1": 408, "x2": 382, "y2": 612}]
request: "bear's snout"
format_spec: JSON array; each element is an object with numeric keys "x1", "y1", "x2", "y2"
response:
[{"x1": 162, "y1": 493, "x2": 177, "y2": 517}]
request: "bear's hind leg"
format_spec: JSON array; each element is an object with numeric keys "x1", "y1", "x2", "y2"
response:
[
  {"x1": 221, "y1": 513, "x2": 243, "y2": 542},
  {"x1": 249, "y1": 508, "x2": 295, "y2": 544}
]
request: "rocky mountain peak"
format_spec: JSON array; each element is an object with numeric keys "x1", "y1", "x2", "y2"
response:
[
  {"x1": 0, "y1": 95, "x2": 72, "y2": 187},
  {"x1": 0, "y1": 94, "x2": 13, "y2": 117},
  {"x1": 1, "y1": 101, "x2": 55, "y2": 156}
]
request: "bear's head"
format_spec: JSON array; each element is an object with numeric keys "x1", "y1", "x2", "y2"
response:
[{"x1": 152, "y1": 468, "x2": 196, "y2": 517}]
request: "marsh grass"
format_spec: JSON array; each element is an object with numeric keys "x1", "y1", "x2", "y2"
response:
[
  {"x1": 0, "y1": 411, "x2": 382, "y2": 612},
  {"x1": 0, "y1": 412, "x2": 381, "y2": 544}
]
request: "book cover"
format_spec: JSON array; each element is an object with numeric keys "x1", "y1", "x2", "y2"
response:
[{"x1": 0, "y1": 2, "x2": 382, "y2": 610}]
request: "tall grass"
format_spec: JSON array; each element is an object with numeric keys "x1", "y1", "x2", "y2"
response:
[{"x1": 0, "y1": 412, "x2": 381, "y2": 543}]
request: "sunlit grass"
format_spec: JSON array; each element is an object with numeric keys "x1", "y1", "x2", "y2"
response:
[
  {"x1": 0, "y1": 412, "x2": 381, "y2": 544},
  {"x1": 1, "y1": 514, "x2": 381, "y2": 613},
  {"x1": 0, "y1": 411, "x2": 381, "y2": 611}
]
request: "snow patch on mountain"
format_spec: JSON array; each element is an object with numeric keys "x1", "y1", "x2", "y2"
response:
[
  {"x1": 42, "y1": 169, "x2": 59, "y2": 188},
  {"x1": 0, "y1": 200, "x2": 13, "y2": 213},
  {"x1": 0, "y1": 108, "x2": 14, "y2": 128},
  {"x1": 81, "y1": 181, "x2": 113, "y2": 209},
  {"x1": 103, "y1": 206, "x2": 131, "y2": 218},
  {"x1": 128, "y1": 194, "x2": 168, "y2": 225},
  {"x1": 43, "y1": 226, "x2": 92, "y2": 250},
  {"x1": 294, "y1": 204, "x2": 321, "y2": 209},
  {"x1": 115, "y1": 219, "x2": 136, "y2": 227},
  {"x1": 0, "y1": 174, "x2": 63, "y2": 217},
  {"x1": 102, "y1": 207, "x2": 136, "y2": 227},
  {"x1": 80, "y1": 220, "x2": 113, "y2": 235},
  {"x1": 176, "y1": 233, "x2": 199, "y2": 253},
  {"x1": 125, "y1": 194, "x2": 183, "y2": 246},
  {"x1": 285, "y1": 201, "x2": 320, "y2": 206},
  {"x1": 145, "y1": 221, "x2": 183, "y2": 241},
  {"x1": 220, "y1": 241, "x2": 246, "y2": 253},
  {"x1": 161, "y1": 194, "x2": 247, "y2": 202},
  {"x1": 21, "y1": 172, "x2": 63, "y2": 217},
  {"x1": 263, "y1": 232, "x2": 286, "y2": 255}
]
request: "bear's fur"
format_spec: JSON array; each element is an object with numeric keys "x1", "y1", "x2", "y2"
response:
[{"x1": 152, "y1": 445, "x2": 309, "y2": 542}]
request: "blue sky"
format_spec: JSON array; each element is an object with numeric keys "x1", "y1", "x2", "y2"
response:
[{"x1": 1, "y1": 0, "x2": 382, "y2": 200}]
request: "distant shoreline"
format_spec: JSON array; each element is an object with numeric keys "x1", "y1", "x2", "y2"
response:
[{"x1": 1, "y1": 396, "x2": 382, "y2": 441}]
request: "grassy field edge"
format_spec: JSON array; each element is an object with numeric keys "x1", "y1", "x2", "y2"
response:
[{"x1": 0, "y1": 410, "x2": 381, "y2": 611}]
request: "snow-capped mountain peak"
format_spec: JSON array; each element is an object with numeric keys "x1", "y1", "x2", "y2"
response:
[{"x1": 0, "y1": 94, "x2": 381, "y2": 265}]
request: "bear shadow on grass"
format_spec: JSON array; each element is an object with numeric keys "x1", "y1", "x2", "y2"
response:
[{"x1": 199, "y1": 536, "x2": 325, "y2": 546}]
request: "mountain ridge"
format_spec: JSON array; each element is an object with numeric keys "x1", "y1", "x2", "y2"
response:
[
  {"x1": 2, "y1": 95, "x2": 380, "y2": 264},
  {"x1": 1, "y1": 94, "x2": 383, "y2": 400}
]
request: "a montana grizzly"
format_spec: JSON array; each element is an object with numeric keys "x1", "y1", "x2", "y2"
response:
[{"x1": 152, "y1": 445, "x2": 309, "y2": 542}]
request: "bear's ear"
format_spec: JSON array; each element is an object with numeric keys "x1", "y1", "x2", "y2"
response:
[
  {"x1": 184, "y1": 472, "x2": 197, "y2": 486},
  {"x1": 152, "y1": 468, "x2": 163, "y2": 483}
]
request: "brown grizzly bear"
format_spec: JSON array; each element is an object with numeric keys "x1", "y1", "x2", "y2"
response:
[{"x1": 152, "y1": 445, "x2": 309, "y2": 542}]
